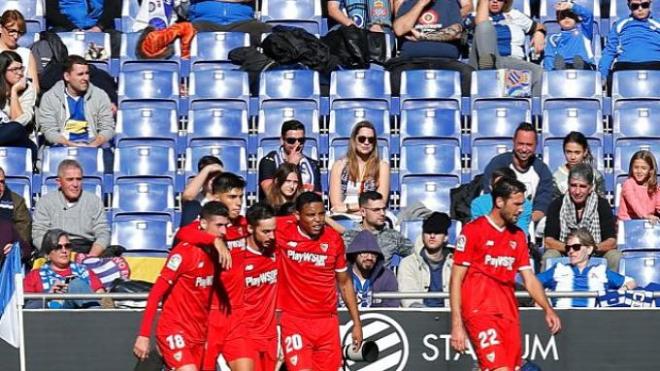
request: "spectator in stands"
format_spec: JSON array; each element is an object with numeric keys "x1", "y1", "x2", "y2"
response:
[
  {"x1": 397, "y1": 212, "x2": 453, "y2": 308},
  {"x1": 472, "y1": 167, "x2": 532, "y2": 236},
  {"x1": 265, "y1": 163, "x2": 303, "y2": 214},
  {"x1": 538, "y1": 227, "x2": 636, "y2": 308},
  {"x1": 342, "y1": 230, "x2": 399, "y2": 307},
  {"x1": 258, "y1": 120, "x2": 322, "y2": 199},
  {"x1": 0, "y1": 166, "x2": 31, "y2": 246},
  {"x1": 37, "y1": 55, "x2": 115, "y2": 170},
  {"x1": 544, "y1": 163, "x2": 620, "y2": 271},
  {"x1": 553, "y1": 131, "x2": 606, "y2": 197},
  {"x1": 543, "y1": 1, "x2": 596, "y2": 70},
  {"x1": 328, "y1": 0, "x2": 394, "y2": 32},
  {"x1": 329, "y1": 121, "x2": 390, "y2": 215},
  {"x1": 24, "y1": 228, "x2": 105, "y2": 309},
  {"x1": 0, "y1": 51, "x2": 37, "y2": 158},
  {"x1": 481, "y1": 122, "x2": 554, "y2": 224},
  {"x1": 343, "y1": 191, "x2": 413, "y2": 266},
  {"x1": 617, "y1": 150, "x2": 660, "y2": 221},
  {"x1": 45, "y1": 0, "x2": 121, "y2": 56},
  {"x1": 0, "y1": 220, "x2": 32, "y2": 266},
  {"x1": 182, "y1": 155, "x2": 224, "y2": 203},
  {"x1": 32, "y1": 159, "x2": 110, "y2": 256},
  {"x1": 391, "y1": 0, "x2": 475, "y2": 95},
  {"x1": 468, "y1": 0, "x2": 546, "y2": 96},
  {"x1": 599, "y1": 0, "x2": 660, "y2": 83},
  {"x1": 187, "y1": 0, "x2": 272, "y2": 46},
  {"x1": 0, "y1": 10, "x2": 40, "y2": 93}
]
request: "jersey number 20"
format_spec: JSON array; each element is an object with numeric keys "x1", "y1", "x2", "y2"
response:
[{"x1": 285, "y1": 334, "x2": 303, "y2": 353}]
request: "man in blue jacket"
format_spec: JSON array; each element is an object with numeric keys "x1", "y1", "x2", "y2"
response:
[
  {"x1": 480, "y1": 122, "x2": 555, "y2": 224},
  {"x1": 599, "y1": 0, "x2": 660, "y2": 81},
  {"x1": 342, "y1": 230, "x2": 399, "y2": 308}
]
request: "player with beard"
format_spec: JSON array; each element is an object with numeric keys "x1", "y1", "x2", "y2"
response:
[
  {"x1": 242, "y1": 203, "x2": 279, "y2": 371},
  {"x1": 133, "y1": 202, "x2": 229, "y2": 370},
  {"x1": 450, "y1": 177, "x2": 561, "y2": 370},
  {"x1": 275, "y1": 192, "x2": 363, "y2": 371},
  {"x1": 175, "y1": 172, "x2": 253, "y2": 371}
]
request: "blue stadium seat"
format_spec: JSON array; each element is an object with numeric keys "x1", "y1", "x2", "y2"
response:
[
  {"x1": 120, "y1": 32, "x2": 181, "y2": 70},
  {"x1": 57, "y1": 31, "x2": 112, "y2": 72},
  {"x1": 329, "y1": 214, "x2": 361, "y2": 232},
  {"x1": 619, "y1": 252, "x2": 660, "y2": 287},
  {"x1": 257, "y1": 106, "x2": 321, "y2": 152},
  {"x1": 611, "y1": 70, "x2": 660, "y2": 110},
  {"x1": 118, "y1": 64, "x2": 180, "y2": 108},
  {"x1": 41, "y1": 178, "x2": 103, "y2": 200},
  {"x1": 471, "y1": 139, "x2": 512, "y2": 177},
  {"x1": 0, "y1": 147, "x2": 32, "y2": 182},
  {"x1": 618, "y1": 220, "x2": 660, "y2": 252},
  {"x1": 542, "y1": 104, "x2": 603, "y2": 141},
  {"x1": 111, "y1": 214, "x2": 173, "y2": 252},
  {"x1": 185, "y1": 140, "x2": 249, "y2": 182},
  {"x1": 0, "y1": 0, "x2": 44, "y2": 30},
  {"x1": 400, "y1": 176, "x2": 459, "y2": 213},
  {"x1": 187, "y1": 103, "x2": 250, "y2": 149},
  {"x1": 188, "y1": 67, "x2": 250, "y2": 112},
  {"x1": 260, "y1": 0, "x2": 323, "y2": 34},
  {"x1": 400, "y1": 219, "x2": 461, "y2": 246},
  {"x1": 470, "y1": 70, "x2": 531, "y2": 111},
  {"x1": 613, "y1": 101, "x2": 660, "y2": 140},
  {"x1": 328, "y1": 108, "x2": 390, "y2": 149},
  {"x1": 120, "y1": 0, "x2": 140, "y2": 32},
  {"x1": 111, "y1": 178, "x2": 175, "y2": 218},
  {"x1": 259, "y1": 69, "x2": 320, "y2": 109},
  {"x1": 399, "y1": 138, "x2": 461, "y2": 180},
  {"x1": 113, "y1": 142, "x2": 177, "y2": 187},
  {"x1": 5, "y1": 178, "x2": 31, "y2": 208},
  {"x1": 541, "y1": 70, "x2": 602, "y2": 109},
  {"x1": 400, "y1": 70, "x2": 461, "y2": 110},
  {"x1": 400, "y1": 107, "x2": 461, "y2": 143},
  {"x1": 472, "y1": 100, "x2": 531, "y2": 142},
  {"x1": 18, "y1": 31, "x2": 39, "y2": 49},
  {"x1": 41, "y1": 146, "x2": 104, "y2": 189},
  {"x1": 543, "y1": 138, "x2": 604, "y2": 174},
  {"x1": 190, "y1": 32, "x2": 250, "y2": 68},
  {"x1": 614, "y1": 139, "x2": 660, "y2": 180},
  {"x1": 330, "y1": 69, "x2": 391, "y2": 110},
  {"x1": 115, "y1": 101, "x2": 180, "y2": 149}
]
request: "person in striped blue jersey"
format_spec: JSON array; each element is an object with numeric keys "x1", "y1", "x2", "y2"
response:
[{"x1": 537, "y1": 227, "x2": 636, "y2": 308}]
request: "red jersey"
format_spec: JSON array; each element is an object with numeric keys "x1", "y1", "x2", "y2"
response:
[
  {"x1": 453, "y1": 216, "x2": 531, "y2": 321},
  {"x1": 138, "y1": 242, "x2": 217, "y2": 342},
  {"x1": 243, "y1": 246, "x2": 278, "y2": 340},
  {"x1": 275, "y1": 215, "x2": 347, "y2": 317},
  {"x1": 24, "y1": 266, "x2": 104, "y2": 293}
]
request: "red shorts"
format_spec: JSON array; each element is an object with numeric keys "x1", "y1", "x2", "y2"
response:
[
  {"x1": 202, "y1": 307, "x2": 254, "y2": 370},
  {"x1": 156, "y1": 331, "x2": 205, "y2": 369},
  {"x1": 464, "y1": 314, "x2": 522, "y2": 371},
  {"x1": 280, "y1": 312, "x2": 341, "y2": 371},
  {"x1": 250, "y1": 337, "x2": 278, "y2": 371}
]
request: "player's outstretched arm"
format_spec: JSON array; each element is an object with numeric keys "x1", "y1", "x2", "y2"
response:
[
  {"x1": 134, "y1": 277, "x2": 172, "y2": 360},
  {"x1": 520, "y1": 269, "x2": 562, "y2": 334},
  {"x1": 337, "y1": 271, "x2": 363, "y2": 351},
  {"x1": 449, "y1": 265, "x2": 469, "y2": 353}
]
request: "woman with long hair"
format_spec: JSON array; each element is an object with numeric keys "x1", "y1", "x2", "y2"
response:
[
  {"x1": 329, "y1": 120, "x2": 390, "y2": 214},
  {"x1": 0, "y1": 10, "x2": 39, "y2": 93},
  {"x1": 618, "y1": 150, "x2": 660, "y2": 221},
  {"x1": 553, "y1": 131, "x2": 605, "y2": 196},
  {"x1": 0, "y1": 50, "x2": 37, "y2": 156},
  {"x1": 266, "y1": 163, "x2": 303, "y2": 213}
]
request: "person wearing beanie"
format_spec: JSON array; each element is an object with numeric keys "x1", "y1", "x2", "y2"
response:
[
  {"x1": 397, "y1": 212, "x2": 454, "y2": 308},
  {"x1": 342, "y1": 230, "x2": 399, "y2": 308}
]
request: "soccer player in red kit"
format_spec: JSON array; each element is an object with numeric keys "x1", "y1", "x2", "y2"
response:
[
  {"x1": 450, "y1": 177, "x2": 561, "y2": 371},
  {"x1": 276, "y1": 192, "x2": 363, "y2": 371},
  {"x1": 176, "y1": 172, "x2": 254, "y2": 371},
  {"x1": 243, "y1": 203, "x2": 279, "y2": 371},
  {"x1": 133, "y1": 202, "x2": 230, "y2": 371}
]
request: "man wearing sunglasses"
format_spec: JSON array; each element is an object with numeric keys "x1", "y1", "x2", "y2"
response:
[
  {"x1": 599, "y1": 0, "x2": 660, "y2": 83},
  {"x1": 258, "y1": 120, "x2": 322, "y2": 199}
]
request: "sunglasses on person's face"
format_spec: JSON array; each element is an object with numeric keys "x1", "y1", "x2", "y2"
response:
[
  {"x1": 566, "y1": 243, "x2": 584, "y2": 252},
  {"x1": 55, "y1": 243, "x2": 73, "y2": 251},
  {"x1": 284, "y1": 137, "x2": 305, "y2": 145},
  {"x1": 356, "y1": 135, "x2": 376, "y2": 144},
  {"x1": 629, "y1": 1, "x2": 650, "y2": 10}
]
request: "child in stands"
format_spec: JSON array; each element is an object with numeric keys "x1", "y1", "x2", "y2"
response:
[
  {"x1": 618, "y1": 150, "x2": 660, "y2": 221},
  {"x1": 543, "y1": 1, "x2": 595, "y2": 70}
]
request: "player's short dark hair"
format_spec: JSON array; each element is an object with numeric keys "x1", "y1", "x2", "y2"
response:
[
  {"x1": 491, "y1": 177, "x2": 526, "y2": 204},
  {"x1": 211, "y1": 172, "x2": 246, "y2": 194},
  {"x1": 295, "y1": 191, "x2": 324, "y2": 211},
  {"x1": 491, "y1": 167, "x2": 517, "y2": 188},
  {"x1": 63, "y1": 55, "x2": 88, "y2": 73},
  {"x1": 280, "y1": 120, "x2": 305, "y2": 137},
  {"x1": 200, "y1": 201, "x2": 229, "y2": 220},
  {"x1": 197, "y1": 155, "x2": 223, "y2": 172},
  {"x1": 358, "y1": 191, "x2": 383, "y2": 207},
  {"x1": 246, "y1": 203, "x2": 276, "y2": 226},
  {"x1": 513, "y1": 122, "x2": 536, "y2": 139}
]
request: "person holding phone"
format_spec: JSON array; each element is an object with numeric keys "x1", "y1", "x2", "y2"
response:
[
  {"x1": 0, "y1": 50, "x2": 37, "y2": 158},
  {"x1": 24, "y1": 229, "x2": 105, "y2": 309}
]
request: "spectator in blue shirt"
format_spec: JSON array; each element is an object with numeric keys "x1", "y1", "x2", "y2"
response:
[
  {"x1": 472, "y1": 166, "x2": 533, "y2": 235},
  {"x1": 543, "y1": 1, "x2": 596, "y2": 70},
  {"x1": 599, "y1": 0, "x2": 660, "y2": 82},
  {"x1": 537, "y1": 227, "x2": 636, "y2": 308}
]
